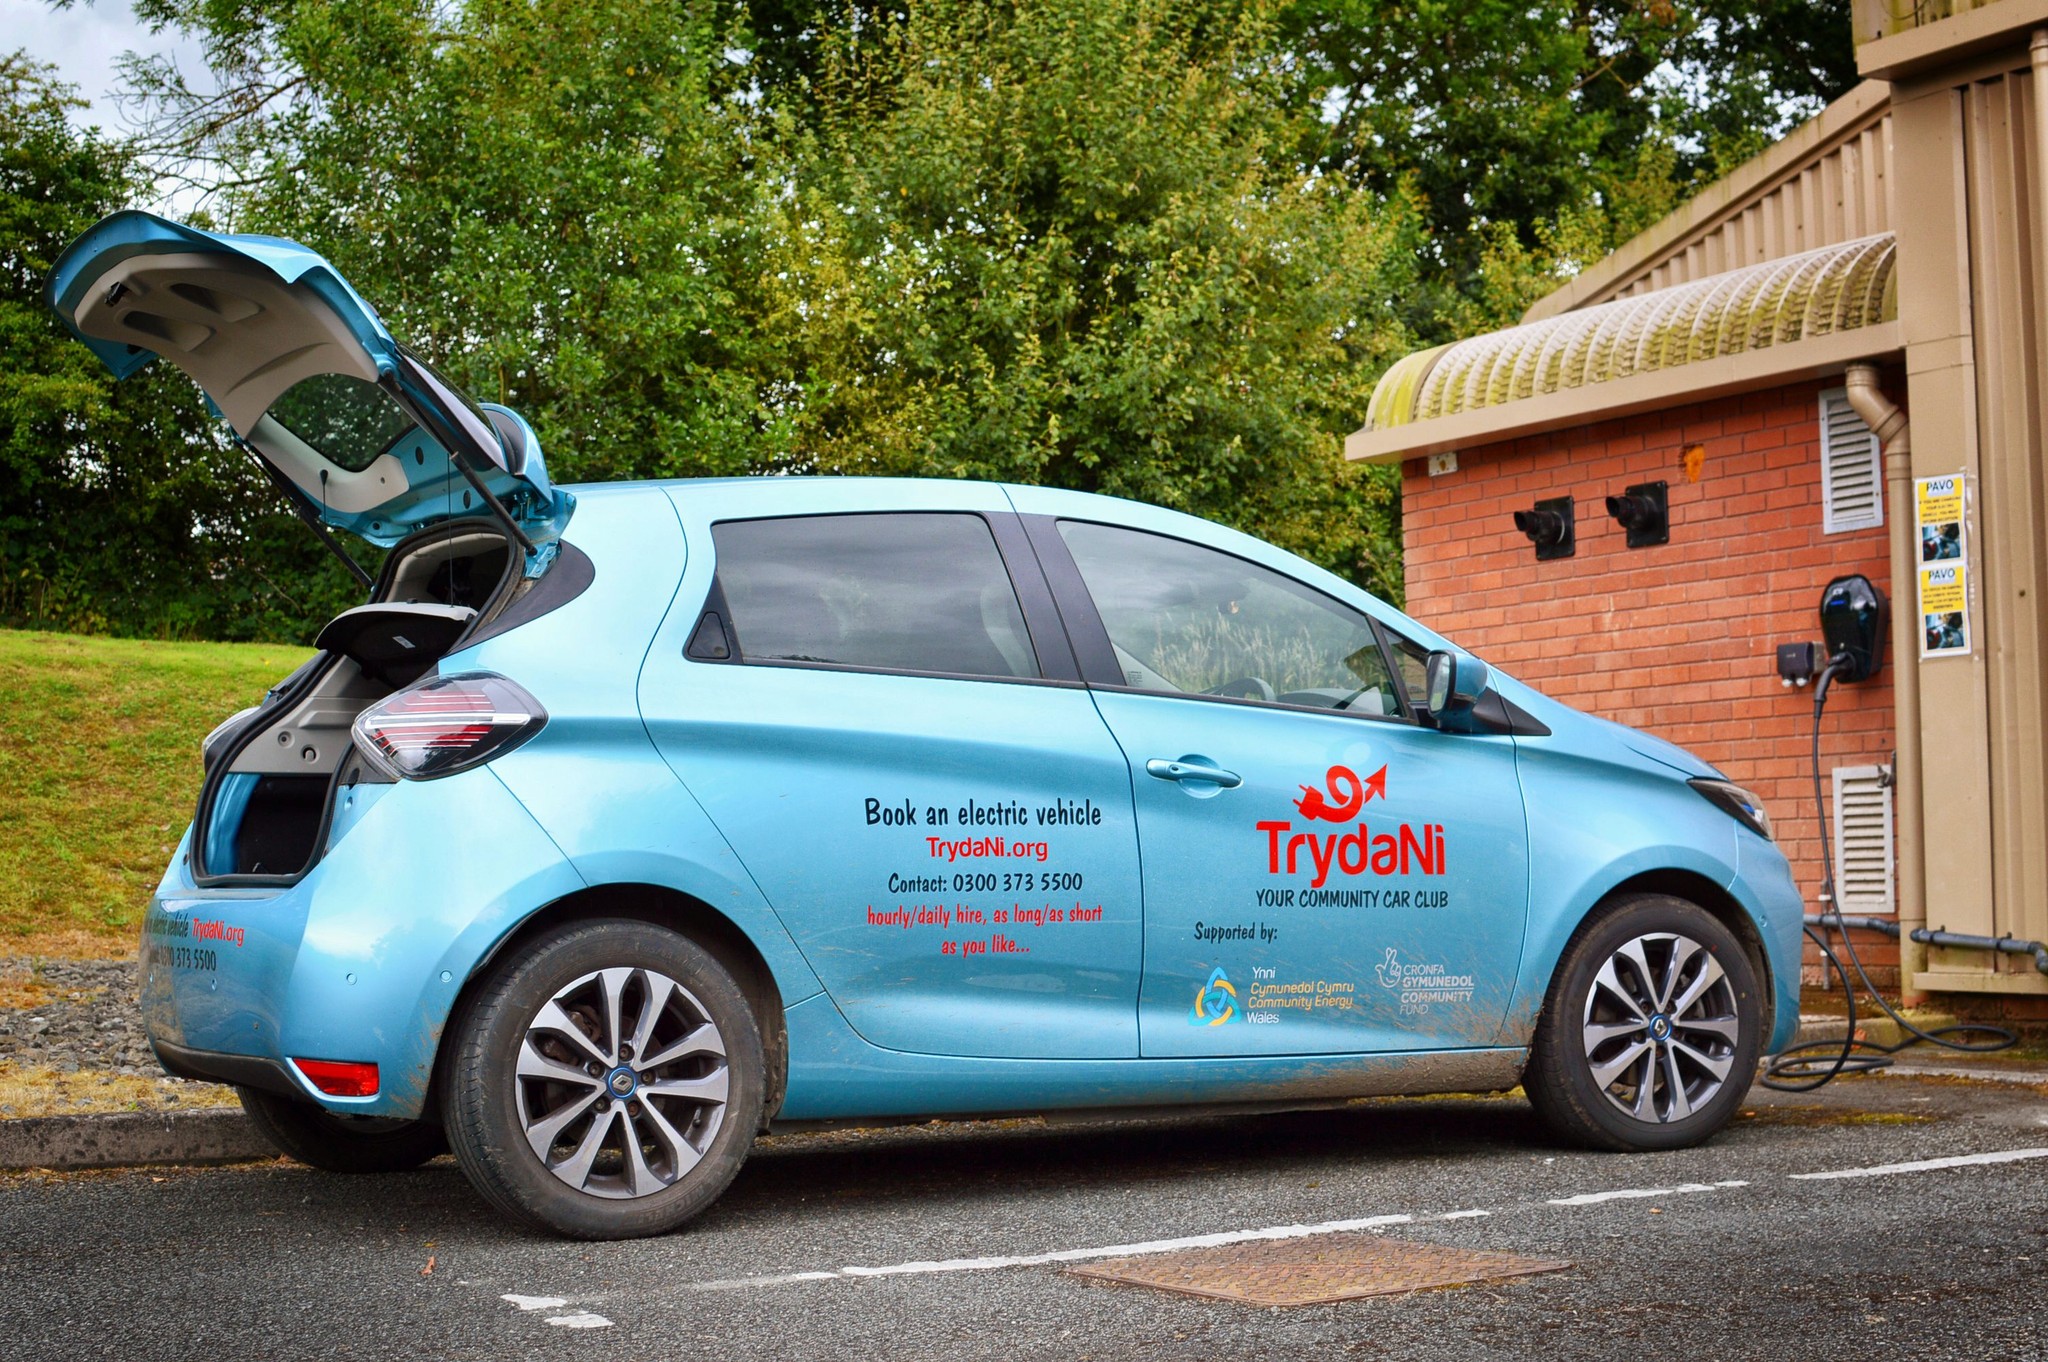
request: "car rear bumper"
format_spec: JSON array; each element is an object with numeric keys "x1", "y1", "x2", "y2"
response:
[
  {"x1": 150, "y1": 1037, "x2": 299, "y2": 1099},
  {"x1": 140, "y1": 769, "x2": 585, "y2": 1118}
]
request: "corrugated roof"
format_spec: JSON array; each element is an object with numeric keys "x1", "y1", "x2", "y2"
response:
[{"x1": 1366, "y1": 233, "x2": 1897, "y2": 433}]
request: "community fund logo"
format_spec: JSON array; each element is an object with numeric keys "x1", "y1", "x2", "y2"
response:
[
  {"x1": 1376, "y1": 948, "x2": 1474, "y2": 1016},
  {"x1": 1190, "y1": 966, "x2": 1238, "y2": 1026},
  {"x1": 1258, "y1": 763, "x2": 1446, "y2": 887}
]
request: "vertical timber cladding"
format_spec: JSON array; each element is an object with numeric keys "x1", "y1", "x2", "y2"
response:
[
  {"x1": 1890, "y1": 73, "x2": 1994, "y2": 965},
  {"x1": 1895, "y1": 39, "x2": 2048, "y2": 979},
  {"x1": 1961, "y1": 58, "x2": 2048, "y2": 966}
]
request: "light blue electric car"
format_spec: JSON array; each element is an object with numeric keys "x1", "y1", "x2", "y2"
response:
[{"x1": 51, "y1": 212, "x2": 1802, "y2": 1239}]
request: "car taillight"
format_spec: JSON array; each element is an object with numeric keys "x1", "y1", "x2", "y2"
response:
[
  {"x1": 292, "y1": 1058, "x2": 380, "y2": 1097},
  {"x1": 351, "y1": 671, "x2": 546, "y2": 781}
]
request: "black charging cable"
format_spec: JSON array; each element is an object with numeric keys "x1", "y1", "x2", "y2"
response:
[{"x1": 1761, "y1": 655, "x2": 2015, "y2": 1090}]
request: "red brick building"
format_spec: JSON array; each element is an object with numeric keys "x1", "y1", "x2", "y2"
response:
[
  {"x1": 1351, "y1": 5, "x2": 2048, "y2": 1017},
  {"x1": 1398, "y1": 381, "x2": 1902, "y2": 982}
]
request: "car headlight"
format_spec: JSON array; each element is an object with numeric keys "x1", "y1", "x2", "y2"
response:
[{"x1": 1688, "y1": 778, "x2": 1773, "y2": 842}]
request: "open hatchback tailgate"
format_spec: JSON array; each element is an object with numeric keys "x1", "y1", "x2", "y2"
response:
[{"x1": 47, "y1": 210, "x2": 570, "y2": 553}]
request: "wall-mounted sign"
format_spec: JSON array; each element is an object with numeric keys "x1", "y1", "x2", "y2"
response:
[{"x1": 1915, "y1": 474, "x2": 1970, "y2": 657}]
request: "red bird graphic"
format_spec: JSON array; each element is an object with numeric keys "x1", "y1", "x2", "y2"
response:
[{"x1": 1294, "y1": 764, "x2": 1387, "y2": 822}]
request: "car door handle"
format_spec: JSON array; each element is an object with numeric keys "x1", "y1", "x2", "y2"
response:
[{"x1": 1145, "y1": 758, "x2": 1242, "y2": 789}]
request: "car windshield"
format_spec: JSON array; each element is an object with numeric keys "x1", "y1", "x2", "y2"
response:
[{"x1": 266, "y1": 373, "x2": 417, "y2": 472}]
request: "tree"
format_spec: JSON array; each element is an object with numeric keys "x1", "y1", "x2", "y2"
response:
[
  {"x1": 12, "y1": 0, "x2": 1859, "y2": 639},
  {"x1": 0, "y1": 52, "x2": 360, "y2": 640},
  {"x1": 125, "y1": 0, "x2": 1419, "y2": 599},
  {"x1": 1274, "y1": 0, "x2": 1859, "y2": 331},
  {"x1": 129, "y1": 0, "x2": 801, "y2": 481},
  {"x1": 780, "y1": 0, "x2": 1417, "y2": 594}
]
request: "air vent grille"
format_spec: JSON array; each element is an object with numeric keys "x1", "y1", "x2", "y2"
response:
[
  {"x1": 1832, "y1": 764, "x2": 1895, "y2": 913},
  {"x1": 1820, "y1": 389, "x2": 1884, "y2": 534}
]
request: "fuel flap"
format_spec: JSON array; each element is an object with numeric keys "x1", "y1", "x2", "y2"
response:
[{"x1": 46, "y1": 211, "x2": 570, "y2": 550}]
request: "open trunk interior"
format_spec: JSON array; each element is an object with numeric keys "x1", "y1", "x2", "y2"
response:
[{"x1": 195, "y1": 527, "x2": 521, "y2": 881}]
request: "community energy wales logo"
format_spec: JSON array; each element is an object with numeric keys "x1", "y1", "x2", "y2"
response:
[{"x1": 1191, "y1": 966, "x2": 1238, "y2": 1026}]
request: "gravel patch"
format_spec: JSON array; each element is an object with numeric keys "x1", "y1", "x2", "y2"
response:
[{"x1": 0, "y1": 958, "x2": 156, "y2": 1076}]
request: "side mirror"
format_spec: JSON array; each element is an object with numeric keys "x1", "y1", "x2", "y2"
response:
[{"x1": 1423, "y1": 650, "x2": 1491, "y2": 730}]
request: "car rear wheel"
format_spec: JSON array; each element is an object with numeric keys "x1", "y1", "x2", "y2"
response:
[
  {"x1": 1525, "y1": 893, "x2": 1762, "y2": 1152},
  {"x1": 441, "y1": 919, "x2": 764, "y2": 1240},
  {"x1": 237, "y1": 1087, "x2": 447, "y2": 1173}
]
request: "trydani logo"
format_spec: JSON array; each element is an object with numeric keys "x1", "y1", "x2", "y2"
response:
[
  {"x1": 1190, "y1": 966, "x2": 1238, "y2": 1026},
  {"x1": 1260, "y1": 760, "x2": 1446, "y2": 887},
  {"x1": 1293, "y1": 763, "x2": 1386, "y2": 822}
]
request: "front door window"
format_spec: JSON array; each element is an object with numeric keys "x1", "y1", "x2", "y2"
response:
[{"x1": 1057, "y1": 519, "x2": 1404, "y2": 717}]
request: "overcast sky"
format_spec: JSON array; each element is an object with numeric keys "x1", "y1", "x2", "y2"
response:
[{"x1": 7, "y1": 0, "x2": 206, "y2": 133}]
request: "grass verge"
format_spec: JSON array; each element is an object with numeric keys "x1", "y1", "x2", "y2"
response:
[
  {"x1": 0, "y1": 1063, "x2": 236, "y2": 1118},
  {"x1": 0, "y1": 629, "x2": 307, "y2": 956}
]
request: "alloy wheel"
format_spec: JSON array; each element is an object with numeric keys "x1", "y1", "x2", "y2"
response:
[
  {"x1": 514, "y1": 966, "x2": 731, "y2": 1199},
  {"x1": 1579, "y1": 931, "x2": 1741, "y2": 1124}
]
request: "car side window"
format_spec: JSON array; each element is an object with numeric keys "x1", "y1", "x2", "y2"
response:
[
  {"x1": 711, "y1": 513, "x2": 1039, "y2": 680},
  {"x1": 1056, "y1": 520, "x2": 1402, "y2": 717}
]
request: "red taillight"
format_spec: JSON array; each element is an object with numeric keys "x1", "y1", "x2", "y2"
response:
[
  {"x1": 293, "y1": 1058, "x2": 380, "y2": 1097},
  {"x1": 351, "y1": 672, "x2": 546, "y2": 781}
]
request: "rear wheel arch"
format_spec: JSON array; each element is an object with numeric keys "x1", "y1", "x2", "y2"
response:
[{"x1": 436, "y1": 883, "x2": 788, "y2": 1125}]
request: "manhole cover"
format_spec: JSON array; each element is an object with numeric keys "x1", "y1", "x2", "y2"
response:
[{"x1": 1068, "y1": 1233, "x2": 1570, "y2": 1307}]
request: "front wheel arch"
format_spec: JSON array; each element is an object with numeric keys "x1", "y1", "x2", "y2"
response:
[
  {"x1": 1524, "y1": 889, "x2": 1765, "y2": 1151},
  {"x1": 433, "y1": 884, "x2": 788, "y2": 1128},
  {"x1": 1598, "y1": 869, "x2": 1774, "y2": 1046}
]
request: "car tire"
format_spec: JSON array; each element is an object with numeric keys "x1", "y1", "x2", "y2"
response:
[
  {"x1": 441, "y1": 918, "x2": 764, "y2": 1240},
  {"x1": 1525, "y1": 893, "x2": 1763, "y2": 1152},
  {"x1": 237, "y1": 1087, "x2": 448, "y2": 1173}
]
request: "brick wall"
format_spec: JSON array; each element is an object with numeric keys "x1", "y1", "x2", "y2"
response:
[{"x1": 1399, "y1": 379, "x2": 1899, "y2": 978}]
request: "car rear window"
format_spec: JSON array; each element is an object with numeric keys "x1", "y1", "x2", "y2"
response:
[
  {"x1": 267, "y1": 373, "x2": 415, "y2": 472},
  {"x1": 711, "y1": 513, "x2": 1039, "y2": 680}
]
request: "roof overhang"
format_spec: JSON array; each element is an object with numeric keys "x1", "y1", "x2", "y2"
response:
[
  {"x1": 1349, "y1": 233, "x2": 1901, "y2": 465},
  {"x1": 1346, "y1": 321, "x2": 1902, "y2": 463},
  {"x1": 1854, "y1": 0, "x2": 2048, "y2": 82}
]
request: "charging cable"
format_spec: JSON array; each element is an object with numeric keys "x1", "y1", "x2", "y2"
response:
[{"x1": 1761, "y1": 654, "x2": 2015, "y2": 1090}]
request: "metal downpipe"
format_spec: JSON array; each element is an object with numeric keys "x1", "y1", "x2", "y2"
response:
[{"x1": 1841, "y1": 362, "x2": 1925, "y2": 1004}]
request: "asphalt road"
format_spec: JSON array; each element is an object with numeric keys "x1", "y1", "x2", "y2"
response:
[{"x1": 5, "y1": 1068, "x2": 2047, "y2": 1362}]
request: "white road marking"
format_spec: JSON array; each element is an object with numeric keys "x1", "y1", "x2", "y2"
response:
[
  {"x1": 1547, "y1": 1180, "x2": 1747, "y2": 1207},
  {"x1": 501, "y1": 1295, "x2": 567, "y2": 1312},
  {"x1": 672, "y1": 1147, "x2": 2037, "y2": 1294},
  {"x1": 1790, "y1": 1147, "x2": 2048, "y2": 1181},
  {"x1": 690, "y1": 1212, "x2": 1420, "y2": 1291},
  {"x1": 545, "y1": 1313, "x2": 614, "y2": 1329}
]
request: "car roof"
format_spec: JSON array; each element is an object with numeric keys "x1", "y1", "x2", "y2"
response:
[
  {"x1": 563, "y1": 474, "x2": 1193, "y2": 527},
  {"x1": 557, "y1": 475, "x2": 1445, "y2": 646}
]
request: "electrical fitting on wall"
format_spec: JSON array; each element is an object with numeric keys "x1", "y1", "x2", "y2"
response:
[
  {"x1": 1761, "y1": 570, "x2": 2027, "y2": 1094},
  {"x1": 1512, "y1": 495, "x2": 1574, "y2": 561},
  {"x1": 1772, "y1": 575, "x2": 1885, "y2": 693},
  {"x1": 1818, "y1": 573, "x2": 1886, "y2": 684},
  {"x1": 1605, "y1": 480, "x2": 1669, "y2": 547},
  {"x1": 1776, "y1": 640, "x2": 1822, "y2": 688}
]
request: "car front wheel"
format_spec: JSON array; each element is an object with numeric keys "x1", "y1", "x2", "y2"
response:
[
  {"x1": 442, "y1": 919, "x2": 764, "y2": 1239},
  {"x1": 1525, "y1": 893, "x2": 1762, "y2": 1151}
]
